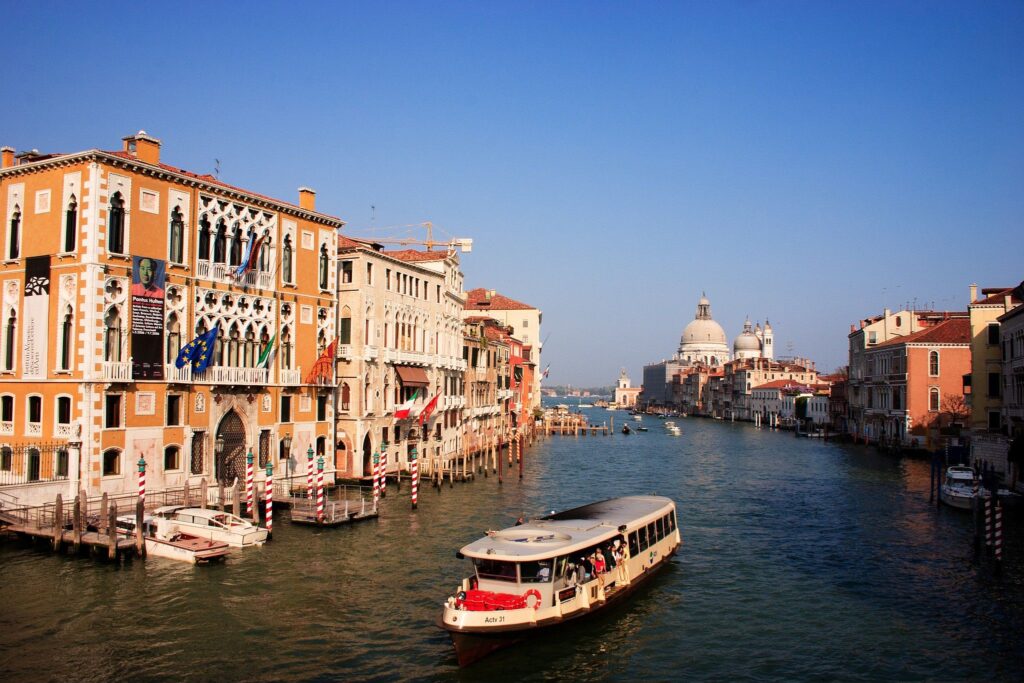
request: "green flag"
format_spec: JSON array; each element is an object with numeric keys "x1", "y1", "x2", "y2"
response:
[{"x1": 257, "y1": 334, "x2": 276, "y2": 369}]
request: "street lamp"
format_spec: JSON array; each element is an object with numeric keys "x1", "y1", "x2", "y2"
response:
[{"x1": 282, "y1": 433, "x2": 293, "y2": 477}]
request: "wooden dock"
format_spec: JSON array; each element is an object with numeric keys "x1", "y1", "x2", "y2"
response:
[{"x1": 288, "y1": 484, "x2": 378, "y2": 527}]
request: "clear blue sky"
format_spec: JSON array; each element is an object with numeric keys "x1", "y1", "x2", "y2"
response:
[{"x1": 3, "y1": 2, "x2": 1021, "y2": 386}]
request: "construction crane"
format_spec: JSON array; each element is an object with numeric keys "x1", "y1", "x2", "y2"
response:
[{"x1": 351, "y1": 221, "x2": 473, "y2": 253}]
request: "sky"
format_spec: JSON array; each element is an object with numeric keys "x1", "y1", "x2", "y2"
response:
[{"x1": 2, "y1": 2, "x2": 1021, "y2": 386}]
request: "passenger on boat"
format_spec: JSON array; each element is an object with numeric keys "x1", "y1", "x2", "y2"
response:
[
  {"x1": 593, "y1": 551, "x2": 606, "y2": 584},
  {"x1": 579, "y1": 555, "x2": 593, "y2": 581}
]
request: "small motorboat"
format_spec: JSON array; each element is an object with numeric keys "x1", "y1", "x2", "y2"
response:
[
  {"x1": 939, "y1": 466, "x2": 977, "y2": 510},
  {"x1": 622, "y1": 424, "x2": 632, "y2": 435},
  {"x1": 116, "y1": 515, "x2": 230, "y2": 564},
  {"x1": 152, "y1": 505, "x2": 268, "y2": 547},
  {"x1": 636, "y1": 426, "x2": 649, "y2": 432}
]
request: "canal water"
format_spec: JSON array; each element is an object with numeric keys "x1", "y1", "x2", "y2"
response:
[{"x1": 2, "y1": 408, "x2": 1023, "y2": 682}]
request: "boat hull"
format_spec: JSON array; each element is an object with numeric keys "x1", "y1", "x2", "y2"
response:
[
  {"x1": 441, "y1": 548, "x2": 676, "y2": 666},
  {"x1": 939, "y1": 487, "x2": 974, "y2": 511}
]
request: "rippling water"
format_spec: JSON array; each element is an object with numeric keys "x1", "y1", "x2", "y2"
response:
[{"x1": 2, "y1": 411, "x2": 1023, "y2": 682}]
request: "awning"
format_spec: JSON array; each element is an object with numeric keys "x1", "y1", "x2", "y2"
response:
[{"x1": 395, "y1": 365, "x2": 429, "y2": 387}]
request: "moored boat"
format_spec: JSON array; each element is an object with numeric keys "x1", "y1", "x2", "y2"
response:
[
  {"x1": 438, "y1": 496, "x2": 681, "y2": 666},
  {"x1": 152, "y1": 505, "x2": 268, "y2": 547},
  {"x1": 116, "y1": 515, "x2": 230, "y2": 564},
  {"x1": 939, "y1": 466, "x2": 977, "y2": 510}
]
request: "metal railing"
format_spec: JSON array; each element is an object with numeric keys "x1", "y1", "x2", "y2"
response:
[
  {"x1": 0, "y1": 443, "x2": 70, "y2": 487},
  {"x1": 102, "y1": 361, "x2": 132, "y2": 381}
]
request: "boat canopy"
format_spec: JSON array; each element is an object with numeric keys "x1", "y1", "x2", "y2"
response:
[
  {"x1": 459, "y1": 496, "x2": 675, "y2": 562},
  {"x1": 946, "y1": 467, "x2": 976, "y2": 482}
]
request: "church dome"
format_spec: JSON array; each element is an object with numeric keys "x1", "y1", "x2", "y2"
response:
[
  {"x1": 683, "y1": 318, "x2": 728, "y2": 345},
  {"x1": 733, "y1": 318, "x2": 761, "y2": 353}
]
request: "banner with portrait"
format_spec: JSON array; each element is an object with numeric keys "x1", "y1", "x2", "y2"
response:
[
  {"x1": 131, "y1": 255, "x2": 166, "y2": 380},
  {"x1": 22, "y1": 256, "x2": 50, "y2": 379}
]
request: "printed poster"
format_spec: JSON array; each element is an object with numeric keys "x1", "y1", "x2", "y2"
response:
[
  {"x1": 131, "y1": 255, "x2": 166, "y2": 380},
  {"x1": 22, "y1": 256, "x2": 50, "y2": 379}
]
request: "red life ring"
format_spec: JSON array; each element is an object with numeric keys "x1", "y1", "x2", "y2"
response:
[{"x1": 523, "y1": 589, "x2": 542, "y2": 610}]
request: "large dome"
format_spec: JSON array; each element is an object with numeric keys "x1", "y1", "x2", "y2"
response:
[{"x1": 682, "y1": 318, "x2": 727, "y2": 345}]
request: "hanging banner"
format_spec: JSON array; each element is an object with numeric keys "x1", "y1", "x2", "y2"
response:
[
  {"x1": 22, "y1": 256, "x2": 51, "y2": 379},
  {"x1": 131, "y1": 255, "x2": 166, "y2": 380}
]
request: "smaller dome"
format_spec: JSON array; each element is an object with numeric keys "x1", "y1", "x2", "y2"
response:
[{"x1": 734, "y1": 333, "x2": 761, "y2": 352}]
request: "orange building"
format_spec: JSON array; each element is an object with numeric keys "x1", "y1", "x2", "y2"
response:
[
  {"x1": 862, "y1": 318, "x2": 971, "y2": 447},
  {"x1": 0, "y1": 133, "x2": 342, "y2": 504}
]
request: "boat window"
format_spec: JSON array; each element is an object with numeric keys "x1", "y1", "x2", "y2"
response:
[
  {"x1": 666, "y1": 511, "x2": 676, "y2": 534},
  {"x1": 520, "y1": 559, "x2": 553, "y2": 583},
  {"x1": 473, "y1": 558, "x2": 518, "y2": 582},
  {"x1": 647, "y1": 522, "x2": 657, "y2": 545},
  {"x1": 637, "y1": 526, "x2": 648, "y2": 552},
  {"x1": 628, "y1": 531, "x2": 639, "y2": 558},
  {"x1": 655, "y1": 517, "x2": 665, "y2": 541}
]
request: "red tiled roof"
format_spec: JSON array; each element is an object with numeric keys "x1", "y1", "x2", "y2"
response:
[
  {"x1": 465, "y1": 288, "x2": 535, "y2": 310},
  {"x1": 873, "y1": 318, "x2": 971, "y2": 348},
  {"x1": 382, "y1": 249, "x2": 450, "y2": 263},
  {"x1": 337, "y1": 235, "x2": 367, "y2": 249},
  {"x1": 973, "y1": 287, "x2": 1021, "y2": 306},
  {"x1": 753, "y1": 379, "x2": 805, "y2": 391}
]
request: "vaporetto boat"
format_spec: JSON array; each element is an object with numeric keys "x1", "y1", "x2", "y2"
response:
[{"x1": 438, "y1": 495, "x2": 681, "y2": 665}]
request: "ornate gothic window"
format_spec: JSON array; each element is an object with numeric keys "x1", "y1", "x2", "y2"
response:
[
  {"x1": 197, "y1": 215, "x2": 211, "y2": 260},
  {"x1": 104, "y1": 307, "x2": 122, "y2": 362},
  {"x1": 169, "y1": 206, "x2": 184, "y2": 263},
  {"x1": 59, "y1": 305, "x2": 73, "y2": 370},
  {"x1": 3, "y1": 309, "x2": 15, "y2": 370},
  {"x1": 64, "y1": 195, "x2": 77, "y2": 253},
  {"x1": 166, "y1": 314, "x2": 181, "y2": 362},
  {"x1": 319, "y1": 244, "x2": 329, "y2": 289},
  {"x1": 229, "y1": 226, "x2": 242, "y2": 266},
  {"x1": 213, "y1": 219, "x2": 227, "y2": 263},
  {"x1": 282, "y1": 235, "x2": 293, "y2": 284},
  {"x1": 108, "y1": 192, "x2": 125, "y2": 254},
  {"x1": 339, "y1": 306, "x2": 352, "y2": 345},
  {"x1": 281, "y1": 326, "x2": 292, "y2": 369}
]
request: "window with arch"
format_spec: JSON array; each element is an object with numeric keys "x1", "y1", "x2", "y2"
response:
[
  {"x1": 229, "y1": 227, "x2": 243, "y2": 266},
  {"x1": 280, "y1": 327, "x2": 292, "y2": 369},
  {"x1": 63, "y1": 195, "x2": 78, "y2": 253},
  {"x1": 258, "y1": 235, "x2": 271, "y2": 272},
  {"x1": 166, "y1": 313, "x2": 181, "y2": 363},
  {"x1": 169, "y1": 206, "x2": 185, "y2": 263},
  {"x1": 929, "y1": 387, "x2": 940, "y2": 412},
  {"x1": 339, "y1": 306, "x2": 352, "y2": 345},
  {"x1": 56, "y1": 448, "x2": 69, "y2": 478},
  {"x1": 227, "y1": 324, "x2": 240, "y2": 367},
  {"x1": 319, "y1": 244, "x2": 329, "y2": 289},
  {"x1": 7, "y1": 205, "x2": 21, "y2": 259},
  {"x1": 164, "y1": 445, "x2": 181, "y2": 471},
  {"x1": 1, "y1": 394, "x2": 13, "y2": 426},
  {"x1": 197, "y1": 215, "x2": 211, "y2": 261},
  {"x1": 58, "y1": 305, "x2": 73, "y2": 370},
  {"x1": 928, "y1": 351, "x2": 939, "y2": 377},
  {"x1": 104, "y1": 307, "x2": 122, "y2": 362},
  {"x1": 341, "y1": 382, "x2": 351, "y2": 411},
  {"x1": 102, "y1": 448, "x2": 121, "y2": 476},
  {"x1": 0, "y1": 446, "x2": 11, "y2": 471},
  {"x1": 27, "y1": 395, "x2": 42, "y2": 434},
  {"x1": 3, "y1": 309, "x2": 16, "y2": 371},
  {"x1": 282, "y1": 235, "x2": 294, "y2": 284},
  {"x1": 55, "y1": 395, "x2": 72, "y2": 430},
  {"x1": 108, "y1": 192, "x2": 125, "y2": 254},
  {"x1": 213, "y1": 219, "x2": 227, "y2": 263}
]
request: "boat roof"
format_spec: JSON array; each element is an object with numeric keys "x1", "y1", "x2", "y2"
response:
[
  {"x1": 946, "y1": 466, "x2": 976, "y2": 480},
  {"x1": 459, "y1": 496, "x2": 675, "y2": 562},
  {"x1": 155, "y1": 505, "x2": 235, "y2": 520}
]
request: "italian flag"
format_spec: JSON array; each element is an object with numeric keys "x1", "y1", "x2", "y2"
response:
[{"x1": 394, "y1": 388, "x2": 421, "y2": 419}]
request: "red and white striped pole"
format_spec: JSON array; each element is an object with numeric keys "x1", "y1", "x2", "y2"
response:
[
  {"x1": 380, "y1": 441, "x2": 388, "y2": 498},
  {"x1": 372, "y1": 451, "x2": 380, "y2": 507},
  {"x1": 137, "y1": 457, "x2": 147, "y2": 505},
  {"x1": 410, "y1": 446, "x2": 419, "y2": 510},
  {"x1": 994, "y1": 497, "x2": 1003, "y2": 562},
  {"x1": 316, "y1": 455, "x2": 325, "y2": 524},
  {"x1": 985, "y1": 496, "x2": 993, "y2": 548},
  {"x1": 245, "y1": 449, "x2": 255, "y2": 516},
  {"x1": 264, "y1": 461, "x2": 274, "y2": 538},
  {"x1": 306, "y1": 446, "x2": 315, "y2": 501}
]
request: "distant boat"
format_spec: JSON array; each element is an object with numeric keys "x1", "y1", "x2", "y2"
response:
[
  {"x1": 636, "y1": 426, "x2": 649, "y2": 432},
  {"x1": 622, "y1": 424, "x2": 632, "y2": 435}
]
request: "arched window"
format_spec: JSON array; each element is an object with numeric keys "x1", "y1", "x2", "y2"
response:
[
  {"x1": 108, "y1": 192, "x2": 125, "y2": 254},
  {"x1": 8, "y1": 205, "x2": 21, "y2": 259},
  {"x1": 229, "y1": 225, "x2": 242, "y2": 266},
  {"x1": 197, "y1": 215, "x2": 211, "y2": 260},
  {"x1": 929, "y1": 387, "x2": 940, "y2": 412},
  {"x1": 3, "y1": 309, "x2": 16, "y2": 370},
  {"x1": 64, "y1": 195, "x2": 78, "y2": 253},
  {"x1": 928, "y1": 351, "x2": 939, "y2": 376},
  {"x1": 341, "y1": 382, "x2": 351, "y2": 411},
  {"x1": 166, "y1": 314, "x2": 181, "y2": 362},
  {"x1": 319, "y1": 244, "x2": 329, "y2": 289},
  {"x1": 243, "y1": 327, "x2": 255, "y2": 367},
  {"x1": 281, "y1": 327, "x2": 292, "y2": 369},
  {"x1": 102, "y1": 448, "x2": 121, "y2": 476},
  {"x1": 340, "y1": 306, "x2": 352, "y2": 345},
  {"x1": 59, "y1": 305, "x2": 73, "y2": 370},
  {"x1": 213, "y1": 219, "x2": 227, "y2": 263},
  {"x1": 227, "y1": 325, "x2": 240, "y2": 367},
  {"x1": 282, "y1": 235, "x2": 293, "y2": 284},
  {"x1": 169, "y1": 206, "x2": 184, "y2": 263},
  {"x1": 104, "y1": 307, "x2": 122, "y2": 362},
  {"x1": 258, "y1": 235, "x2": 270, "y2": 272},
  {"x1": 164, "y1": 445, "x2": 181, "y2": 471}
]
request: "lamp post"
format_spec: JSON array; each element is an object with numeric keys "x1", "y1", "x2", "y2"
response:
[
  {"x1": 306, "y1": 446, "x2": 315, "y2": 501},
  {"x1": 282, "y1": 433, "x2": 292, "y2": 479}
]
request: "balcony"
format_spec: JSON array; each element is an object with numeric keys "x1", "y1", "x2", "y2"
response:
[
  {"x1": 363, "y1": 345, "x2": 379, "y2": 361},
  {"x1": 55, "y1": 423, "x2": 78, "y2": 439},
  {"x1": 1012, "y1": 356, "x2": 1024, "y2": 373},
  {"x1": 102, "y1": 361, "x2": 132, "y2": 382},
  {"x1": 0, "y1": 421, "x2": 12, "y2": 436},
  {"x1": 164, "y1": 364, "x2": 270, "y2": 386},
  {"x1": 337, "y1": 344, "x2": 353, "y2": 360},
  {"x1": 196, "y1": 260, "x2": 273, "y2": 289},
  {"x1": 280, "y1": 368, "x2": 302, "y2": 386},
  {"x1": 26, "y1": 422, "x2": 41, "y2": 436}
]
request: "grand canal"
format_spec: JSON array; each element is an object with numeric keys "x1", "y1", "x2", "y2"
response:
[{"x1": 2, "y1": 408, "x2": 1023, "y2": 681}]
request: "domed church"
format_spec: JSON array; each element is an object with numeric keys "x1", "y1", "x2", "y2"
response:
[
  {"x1": 733, "y1": 317, "x2": 773, "y2": 361},
  {"x1": 675, "y1": 294, "x2": 731, "y2": 366}
]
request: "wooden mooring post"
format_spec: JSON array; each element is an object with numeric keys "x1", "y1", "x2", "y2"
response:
[
  {"x1": 52, "y1": 494, "x2": 64, "y2": 553},
  {"x1": 72, "y1": 496, "x2": 82, "y2": 553},
  {"x1": 107, "y1": 503, "x2": 118, "y2": 561}
]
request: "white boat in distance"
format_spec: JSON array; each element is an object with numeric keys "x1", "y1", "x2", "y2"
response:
[
  {"x1": 438, "y1": 496, "x2": 681, "y2": 666},
  {"x1": 153, "y1": 505, "x2": 268, "y2": 547},
  {"x1": 939, "y1": 466, "x2": 977, "y2": 510},
  {"x1": 116, "y1": 514, "x2": 230, "y2": 564}
]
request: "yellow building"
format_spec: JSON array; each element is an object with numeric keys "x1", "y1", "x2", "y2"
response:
[
  {"x1": 0, "y1": 132, "x2": 342, "y2": 505},
  {"x1": 967, "y1": 284, "x2": 1021, "y2": 433}
]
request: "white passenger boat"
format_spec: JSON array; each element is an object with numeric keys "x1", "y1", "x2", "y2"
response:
[
  {"x1": 939, "y1": 466, "x2": 977, "y2": 510},
  {"x1": 116, "y1": 515, "x2": 230, "y2": 564},
  {"x1": 438, "y1": 496, "x2": 681, "y2": 665},
  {"x1": 152, "y1": 505, "x2": 268, "y2": 547}
]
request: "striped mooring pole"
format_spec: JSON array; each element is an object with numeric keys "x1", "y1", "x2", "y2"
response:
[
  {"x1": 985, "y1": 495, "x2": 993, "y2": 548},
  {"x1": 137, "y1": 457, "x2": 147, "y2": 504},
  {"x1": 410, "y1": 446, "x2": 419, "y2": 510},
  {"x1": 245, "y1": 449, "x2": 255, "y2": 516},
  {"x1": 372, "y1": 451, "x2": 380, "y2": 507},
  {"x1": 994, "y1": 496, "x2": 1003, "y2": 563},
  {"x1": 380, "y1": 440, "x2": 389, "y2": 498},
  {"x1": 306, "y1": 446, "x2": 315, "y2": 501},
  {"x1": 316, "y1": 455, "x2": 325, "y2": 524},
  {"x1": 264, "y1": 461, "x2": 274, "y2": 538}
]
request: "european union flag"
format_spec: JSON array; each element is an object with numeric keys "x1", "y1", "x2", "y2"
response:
[{"x1": 175, "y1": 326, "x2": 220, "y2": 373}]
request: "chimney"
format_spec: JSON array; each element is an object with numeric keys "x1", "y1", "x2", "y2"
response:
[
  {"x1": 1, "y1": 147, "x2": 13, "y2": 169},
  {"x1": 299, "y1": 187, "x2": 316, "y2": 211},
  {"x1": 122, "y1": 130, "x2": 161, "y2": 165},
  {"x1": 969, "y1": 283, "x2": 977, "y2": 303}
]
